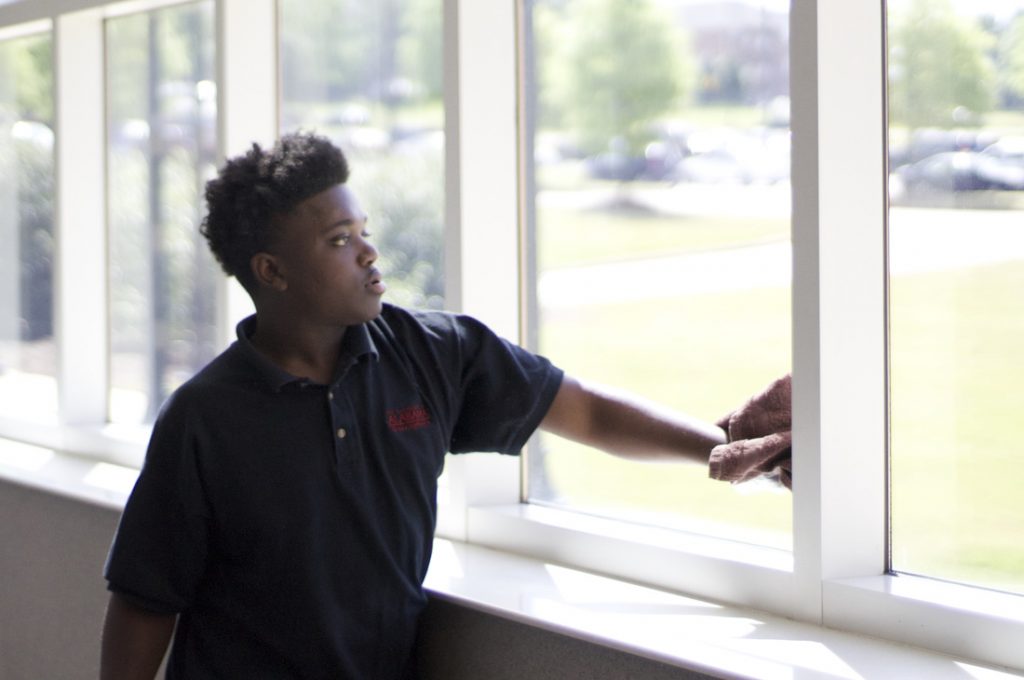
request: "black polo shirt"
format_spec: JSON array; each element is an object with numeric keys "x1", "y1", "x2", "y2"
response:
[{"x1": 105, "y1": 304, "x2": 563, "y2": 679}]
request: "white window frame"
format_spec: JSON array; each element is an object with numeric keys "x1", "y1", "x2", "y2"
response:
[
  {"x1": 0, "y1": 0, "x2": 272, "y2": 466},
  {"x1": 0, "y1": 0, "x2": 1022, "y2": 671},
  {"x1": 438, "y1": 0, "x2": 1024, "y2": 672}
]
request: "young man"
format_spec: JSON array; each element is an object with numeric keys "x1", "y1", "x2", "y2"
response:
[{"x1": 100, "y1": 132, "x2": 770, "y2": 679}]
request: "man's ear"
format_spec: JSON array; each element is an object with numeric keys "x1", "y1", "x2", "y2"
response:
[{"x1": 250, "y1": 252, "x2": 288, "y2": 292}]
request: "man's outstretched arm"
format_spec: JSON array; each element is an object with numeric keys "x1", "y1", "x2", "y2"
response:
[
  {"x1": 539, "y1": 374, "x2": 726, "y2": 464},
  {"x1": 100, "y1": 592, "x2": 176, "y2": 680}
]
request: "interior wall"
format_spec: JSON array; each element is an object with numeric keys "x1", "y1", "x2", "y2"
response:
[
  {"x1": 0, "y1": 478, "x2": 714, "y2": 680},
  {"x1": 417, "y1": 597, "x2": 715, "y2": 680},
  {"x1": 0, "y1": 479, "x2": 119, "y2": 680}
]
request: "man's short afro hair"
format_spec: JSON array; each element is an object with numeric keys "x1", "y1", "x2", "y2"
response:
[{"x1": 200, "y1": 131, "x2": 349, "y2": 291}]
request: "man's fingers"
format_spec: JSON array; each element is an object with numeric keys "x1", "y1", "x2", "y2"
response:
[{"x1": 708, "y1": 430, "x2": 791, "y2": 483}]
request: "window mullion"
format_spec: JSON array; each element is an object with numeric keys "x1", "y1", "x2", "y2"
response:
[
  {"x1": 789, "y1": 0, "x2": 824, "y2": 623},
  {"x1": 55, "y1": 8, "x2": 108, "y2": 426},
  {"x1": 445, "y1": 0, "x2": 519, "y2": 334},
  {"x1": 815, "y1": 0, "x2": 888, "y2": 586},
  {"x1": 215, "y1": 0, "x2": 276, "y2": 340},
  {"x1": 436, "y1": 0, "x2": 521, "y2": 542},
  {"x1": 792, "y1": 0, "x2": 889, "y2": 618}
]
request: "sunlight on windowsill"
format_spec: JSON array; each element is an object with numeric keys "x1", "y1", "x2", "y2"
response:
[{"x1": 425, "y1": 539, "x2": 1023, "y2": 680}]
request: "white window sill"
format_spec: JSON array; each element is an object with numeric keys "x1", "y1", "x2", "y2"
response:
[
  {"x1": 823, "y1": 574, "x2": 1024, "y2": 672},
  {"x1": 446, "y1": 503, "x2": 1024, "y2": 674},
  {"x1": 455, "y1": 503, "x2": 805, "y2": 620},
  {"x1": 3, "y1": 446, "x2": 1021, "y2": 678},
  {"x1": 0, "y1": 437, "x2": 138, "y2": 510},
  {"x1": 425, "y1": 537, "x2": 1023, "y2": 680},
  {"x1": 0, "y1": 416, "x2": 148, "y2": 469}
]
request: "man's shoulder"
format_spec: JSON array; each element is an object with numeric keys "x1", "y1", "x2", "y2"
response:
[
  {"x1": 155, "y1": 343, "x2": 250, "y2": 417},
  {"x1": 375, "y1": 303, "x2": 491, "y2": 340},
  {"x1": 377, "y1": 303, "x2": 456, "y2": 328},
  {"x1": 372, "y1": 304, "x2": 464, "y2": 345},
  {"x1": 184, "y1": 341, "x2": 250, "y2": 388}
]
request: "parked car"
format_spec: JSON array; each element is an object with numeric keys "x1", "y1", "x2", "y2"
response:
[
  {"x1": 670, "y1": 141, "x2": 789, "y2": 185},
  {"x1": 672, "y1": 148, "x2": 751, "y2": 183},
  {"x1": 893, "y1": 151, "x2": 1024, "y2": 194},
  {"x1": 980, "y1": 136, "x2": 1024, "y2": 166},
  {"x1": 890, "y1": 128, "x2": 999, "y2": 167},
  {"x1": 583, "y1": 150, "x2": 648, "y2": 181}
]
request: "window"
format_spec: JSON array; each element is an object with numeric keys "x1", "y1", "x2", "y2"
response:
[
  {"x1": 522, "y1": 0, "x2": 792, "y2": 548},
  {"x1": 888, "y1": 0, "x2": 1024, "y2": 594},
  {"x1": 278, "y1": 0, "x2": 445, "y2": 310},
  {"x1": 0, "y1": 0, "x2": 1021, "y2": 672},
  {"x1": 105, "y1": 1, "x2": 219, "y2": 424},
  {"x1": 0, "y1": 29, "x2": 56, "y2": 422}
]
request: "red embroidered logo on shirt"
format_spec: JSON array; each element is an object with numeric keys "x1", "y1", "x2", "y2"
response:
[{"x1": 387, "y1": 405, "x2": 431, "y2": 432}]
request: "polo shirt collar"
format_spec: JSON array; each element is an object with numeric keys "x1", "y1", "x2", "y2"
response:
[{"x1": 234, "y1": 314, "x2": 379, "y2": 391}]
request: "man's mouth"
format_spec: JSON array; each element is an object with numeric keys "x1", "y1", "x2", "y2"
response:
[{"x1": 367, "y1": 270, "x2": 387, "y2": 295}]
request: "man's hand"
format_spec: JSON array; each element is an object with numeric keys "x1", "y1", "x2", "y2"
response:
[{"x1": 709, "y1": 374, "x2": 792, "y2": 489}]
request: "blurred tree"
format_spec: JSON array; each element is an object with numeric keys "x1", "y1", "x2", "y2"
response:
[
  {"x1": 552, "y1": 0, "x2": 692, "y2": 156},
  {"x1": 16, "y1": 137, "x2": 54, "y2": 341},
  {"x1": 532, "y1": 1, "x2": 570, "y2": 133},
  {"x1": 5, "y1": 37, "x2": 52, "y2": 123},
  {"x1": 889, "y1": 0, "x2": 996, "y2": 128},
  {"x1": 107, "y1": 7, "x2": 201, "y2": 126},
  {"x1": 998, "y1": 13, "x2": 1024, "y2": 106},
  {"x1": 106, "y1": 15, "x2": 148, "y2": 122},
  {"x1": 280, "y1": 0, "x2": 445, "y2": 312},
  {"x1": 398, "y1": 0, "x2": 442, "y2": 103},
  {"x1": 0, "y1": 34, "x2": 55, "y2": 343},
  {"x1": 105, "y1": 2, "x2": 219, "y2": 417},
  {"x1": 280, "y1": 0, "x2": 384, "y2": 106},
  {"x1": 350, "y1": 152, "x2": 444, "y2": 310}
]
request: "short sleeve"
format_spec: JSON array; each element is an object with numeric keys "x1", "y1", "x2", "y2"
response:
[
  {"x1": 447, "y1": 314, "x2": 564, "y2": 455},
  {"x1": 104, "y1": 393, "x2": 211, "y2": 614}
]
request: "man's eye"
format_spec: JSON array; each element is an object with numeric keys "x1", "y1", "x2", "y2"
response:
[{"x1": 332, "y1": 234, "x2": 351, "y2": 246}]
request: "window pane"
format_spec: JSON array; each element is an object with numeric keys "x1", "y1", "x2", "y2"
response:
[
  {"x1": 279, "y1": 0, "x2": 445, "y2": 310},
  {"x1": 106, "y1": 2, "x2": 219, "y2": 424},
  {"x1": 889, "y1": 0, "x2": 1024, "y2": 593},
  {"x1": 0, "y1": 31, "x2": 56, "y2": 421},
  {"x1": 524, "y1": 0, "x2": 791, "y2": 548}
]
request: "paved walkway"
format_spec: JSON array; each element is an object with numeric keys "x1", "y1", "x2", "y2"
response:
[{"x1": 537, "y1": 197, "x2": 1024, "y2": 308}]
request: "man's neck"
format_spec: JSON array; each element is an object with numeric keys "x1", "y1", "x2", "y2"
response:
[{"x1": 249, "y1": 313, "x2": 347, "y2": 385}]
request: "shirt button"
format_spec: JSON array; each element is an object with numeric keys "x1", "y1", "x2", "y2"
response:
[
  {"x1": 328, "y1": 391, "x2": 334, "y2": 400},
  {"x1": 336, "y1": 428, "x2": 347, "y2": 439}
]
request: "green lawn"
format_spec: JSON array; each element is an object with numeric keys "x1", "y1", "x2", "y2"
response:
[
  {"x1": 531, "y1": 197, "x2": 791, "y2": 547},
  {"x1": 534, "y1": 285, "x2": 793, "y2": 548},
  {"x1": 890, "y1": 260, "x2": 1024, "y2": 590},
  {"x1": 530, "y1": 203, "x2": 1024, "y2": 590}
]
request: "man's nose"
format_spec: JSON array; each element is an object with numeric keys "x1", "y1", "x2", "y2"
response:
[{"x1": 358, "y1": 239, "x2": 378, "y2": 267}]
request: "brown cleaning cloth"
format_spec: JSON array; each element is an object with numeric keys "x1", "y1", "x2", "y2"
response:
[{"x1": 709, "y1": 373, "x2": 792, "y2": 489}]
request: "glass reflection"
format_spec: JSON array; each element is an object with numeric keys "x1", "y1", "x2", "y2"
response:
[
  {"x1": 889, "y1": 0, "x2": 1024, "y2": 593},
  {"x1": 524, "y1": 0, "x2": 792, "y2": 548},
  {"x1": 279, "y1": 0, "x2": 445, "y2": 310},
  {"x1": 106, "y1": 2, "x2": 219, "y2": 423},
  {"x1": 0, "y1": 31, "x2": 56, "y2": 420}
]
